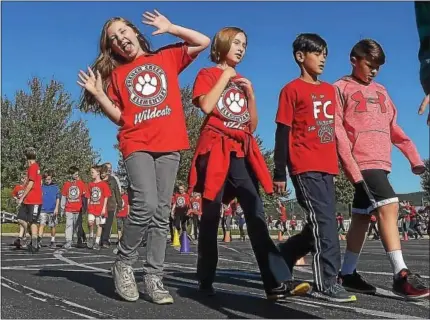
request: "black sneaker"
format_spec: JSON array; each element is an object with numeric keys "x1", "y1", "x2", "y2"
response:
[
  {"x1": 393, "y1": 269, "x2": 430, "y2": 300},
  {"x1": 27, "y1": 243, "x2": 39, "y2": 254},
  {"x1": 198, "y1": 282, "x2": 216, "y2": 296},
  {"x1": 312, "y1": 283, "x2": 357, "y2": 303},
  {"x1": 339, "y1": 270, "x2": 377, "y2": 295},
  {"x1": 13, "y1": 238, "x2": 22, "y2": 249}
]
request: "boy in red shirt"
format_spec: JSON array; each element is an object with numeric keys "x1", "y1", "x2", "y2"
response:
[
  {"x1": 16, "y1": 148, "x2": 43, "y2": 253},
  {"x1": 273, "y1": 34, "x2": 357, "y2": 302},
  {"x1": 334, "y1": 39, "x2": 429, "y2": 299},
  {"x1": 61, "y1": 166, "x2": 88, "y2": 249},
  {"x1": 188, "y1": 192, "x2": 202, "y2": 240},
  {"x1": 12, "y1": 173, "x2": 28, "y2": 247},
  {"x1": 78, "y1": 10, "x2": 209, "y2": 303},
  {"x1": 86, "y1": 165, "x2": 111, "y2": 250},
  {"x1": 117, "y1": 188, "x2": 129, "y2": 241},
  {"x1": 171, "y1": 184, "x2": 191, "y2": 234}
]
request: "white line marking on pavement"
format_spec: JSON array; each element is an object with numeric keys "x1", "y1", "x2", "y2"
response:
[
  {"x1": 1, "y1": 267, "x2": 101, "y2": 272},
  {"x1": 2, "y1": 260, "x2": 114, "y2": 269},
  {"x1": 28, "y1": 293, "x2": 48, "y2": 302},
  {"x1": 2, "y1": 251, "x2": 95, "y2": 256},
  {"x1": 1, "y1": 282, "x2": 22, "y2": 293},
  {"x1": 54, "y1": 251, "x2": 428, "y2": 319},
  {"x1": 3, "y1": 255, "x2": 111, "y2": 262},
  {"x1": 65, "y1": 310, "x2": 95, "y2": 319},
  {"x1": 1, "y1": 276, "x2": 113, "y2": 318},
  {"x1": 289, "y1": 297, "x2": 425, "y2": 319},
  {"x1": 219, "y1": 244, "x2": 241, "y2": 254}
]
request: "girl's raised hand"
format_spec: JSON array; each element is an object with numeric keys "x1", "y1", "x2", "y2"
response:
[
  {"x1": 77, "y1": 67, "x2": 104, "y2": 97},
  {"x1": 142, "y1": 9, "x2": 173, "y2": 36}
]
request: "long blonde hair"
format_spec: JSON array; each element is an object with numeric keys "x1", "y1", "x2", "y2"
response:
[{"x1": 79, "y1": 17, "x2": 152, "y2": 113}]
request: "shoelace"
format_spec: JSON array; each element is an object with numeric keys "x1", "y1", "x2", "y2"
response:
[
  {"x1": 408, "y1": 274, "x2": 427, "y2": 289},
  {"x1": 327, "y1": 283, "x2": 346, "y2": 295}
]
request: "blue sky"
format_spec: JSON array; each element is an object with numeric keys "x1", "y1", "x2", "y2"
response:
[{"x1": 2, "y1": 1, "x2": 429, "y2": 194}]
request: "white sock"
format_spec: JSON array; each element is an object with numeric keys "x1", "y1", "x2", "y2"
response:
[
  {"x1": 51, "y1": 236, "x2": 55, "y2": 242},
  {"x1": 341, "y1": 250, "x2": 360, "y2": 275},
  {"x1": 387, "y1": 250, "x2": 407, "y2": 275},
  {"x1": 90, "y1": 231, "x2": 94, "y2": 238},
  {"x1": 96, "y1": 236, "x2": 100, "y2": 244}
]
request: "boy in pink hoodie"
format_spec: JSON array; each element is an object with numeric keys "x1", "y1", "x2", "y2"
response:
[{"x1": 334, "y1": 39, "x2": 428, "y2": 300}]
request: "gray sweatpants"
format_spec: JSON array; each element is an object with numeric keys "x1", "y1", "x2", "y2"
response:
[
  {"x1": 117, "y1": 151, "x2": 180, "y2": 276},
  {"x1": 65, "y1": 212, "x2": 79, "y2": 243}
]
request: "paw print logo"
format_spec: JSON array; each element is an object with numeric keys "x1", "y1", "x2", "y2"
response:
[
  {"x1": 226, "y1": 92, "x2": 245, "y2": 113},
  {"x1": 135, "y1": 73, "x2": 158, "y2": 96},
  {"x1": 126, "y1": 64, "x2": 168, "y2": 107},
  {"x1": 90, "y1": 187, "x2": 101, "y2": 202},
  {"x1": 177, "y1": 197, "x2": 185, "y2": 207},
  {"x1": 68, "y1": 186, "x2": 80, "y2": 201}
]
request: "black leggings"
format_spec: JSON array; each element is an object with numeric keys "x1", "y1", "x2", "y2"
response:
[{"x1": 196, "y1": 154, "x2": 292, "y2": 293}]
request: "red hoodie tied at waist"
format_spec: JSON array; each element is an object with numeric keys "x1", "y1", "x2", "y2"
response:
[{"x1": 188, "y1": 119, "x2": 274, "y2": 203}]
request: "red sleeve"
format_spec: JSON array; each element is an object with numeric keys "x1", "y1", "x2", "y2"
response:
[
  {"x1": 27, "y1": 165, "x2": 38, "y2": 182},
  {"x1": 389, "y1": 99, "x2": 424, "y2": 168},
  {"x1": 12, "y1": 186, "x2": 19, "y2": 198},
  {"x1": 61, "y1": 182, "x2": 68, "y2": 196},
  {"x1": 163, "y1": 42, "x2": 195, "y2": 74},
  {"x1": 275, "y1": 86, "x2": 295, "y2": 126},
  {"x1": 192, "y1": 68, "x2": 216, "y2": 106},
  {"x1": 106, "y1": 71, "x2": 122, "y2": 110}
]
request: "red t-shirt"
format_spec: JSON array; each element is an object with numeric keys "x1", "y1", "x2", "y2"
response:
[
  {"x1": 193, "y1": 67, "x2": 251, "y2": 134},
  {"x1": 107, "y1": 42, "x2": 195, "y2": 159},
  {"x1": 87, "y1": 181, "x2": 111, "y2": 216},
  {"x1": 230, "y1": 200, "x2": 237, "y2": 213},
  {"x1": 189, "y1": 196, "x2": 202, "y2": 216},
  {"x1": 117, "y1": 194, "x2": 129, "y2": 218},
  {"x1": 275, "y1": 78, "x2": 339, "y2": 175},
  {"x1": 279, "y1": 206, "x2": 287, "y2": 222},
  {"x1": 290, "y1": 219, "x2": 297, "y2": 227},
  {"x1": 62, "y1": 180, "x2": 88, "y2": 213},
  {"x1": 12, "y1": 185, "x2": 25, "y2": 199},
  {"x1": 337, "y1": 215, "x2": 344, "y2": 223},
  {"x1": 173, "y1": 193, "x2": 190, "y2": 214},
  {"x1": 24, "y1": 162, "x2": 43, "y2": 205},
  {"x1": 224, "y1": 205, "x2": 233, "y2": 216}
]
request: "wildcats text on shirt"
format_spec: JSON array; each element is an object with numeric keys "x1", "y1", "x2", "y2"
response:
[{"x1": 134, "y1": 106, "x2": 172, "y2": 125}]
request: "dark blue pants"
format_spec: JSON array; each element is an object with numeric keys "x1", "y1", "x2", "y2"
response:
[
  {"x1": 196, "y1": 154, "x2": 292, "y2": 293},
  {"x1": 279, "y1": 172, "x2": 340, "y2": 291}
]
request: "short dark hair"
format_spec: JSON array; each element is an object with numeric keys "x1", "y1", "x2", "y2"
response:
[
  {"x1": 293, "y1": 33, "x2": 328, "y2": 63},
  {"x1": 43, "y1": 169, "x2": 54, "y2": 179},
  {"x1": 25, "y1": 147, "x2": 37, "y2": 160},
  {"x1": 68, "y1": 166, "x2": 79, "y2": 175},
  {"x1": 350, "y1": 39, "x2": 385, "y2": 65}
]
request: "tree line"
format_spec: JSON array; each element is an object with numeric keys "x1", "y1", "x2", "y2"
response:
[{"x1": 2, "y1": 77, "x2": 428, "y2": 217}]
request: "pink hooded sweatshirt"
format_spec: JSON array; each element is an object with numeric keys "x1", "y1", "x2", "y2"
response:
[{"x1": 334, "y1": 76, "x2": 424, "y2": 182}]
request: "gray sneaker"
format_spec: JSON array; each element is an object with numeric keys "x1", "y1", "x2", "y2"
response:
[
  {"x1": 311, "y1": 283, "x2": 357, "y2": 303},
  {"x1": 62, "y1": 242, "x2": 72, "y2": 249},
  {"x1": 142, "y1": 274, "x2": 174, "y2": 305},
  {"x1": 87, "y1": 237, "x2": 94, "y2": 249},
  {"x1": 111, "y1": 260, "x2": 139, "y2": 302}
]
